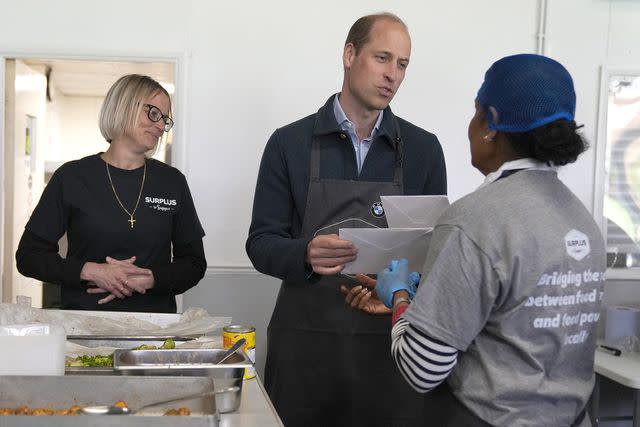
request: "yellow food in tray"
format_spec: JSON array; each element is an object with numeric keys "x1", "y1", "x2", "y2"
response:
[
  {"x1": 165, "y1": 407, "x2": 192, "y2": 416},
  {"x1": 1, "y1": 404, "x2": 81, "y2": 416},
  {"x1": 0, "y1": 402, "x2": 192, "y2": 416}
]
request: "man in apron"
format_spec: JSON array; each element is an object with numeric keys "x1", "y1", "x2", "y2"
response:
[{"x1": 246, "y1": 12, "x2": 447, "y2": 426}]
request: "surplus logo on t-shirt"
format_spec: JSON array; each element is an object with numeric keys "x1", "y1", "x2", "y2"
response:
[
  {"x1": 564, "y1": 229, "x2": 590, "y2": 261},
  {"x1": 145, "y1": 196, "x2": 177, "y2": 212}
]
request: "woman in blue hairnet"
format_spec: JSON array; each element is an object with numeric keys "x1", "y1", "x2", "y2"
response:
[{"x1": 344, "y1": 54, "x2": 606, "y2": 426}]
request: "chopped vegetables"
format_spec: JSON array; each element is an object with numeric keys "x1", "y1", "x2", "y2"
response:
[
  {"x1": 66, "y1": 354, "x2": 113, "y2": 367},
  {"x1": 131, "y1": 338, "x2": 176, "y2": 351},
  {"x1": 65, "y1": 338, "x2": 177, "y2": 367},
  {"x1": 161, "y1": 338, "x2": 176, "y2": 349}
]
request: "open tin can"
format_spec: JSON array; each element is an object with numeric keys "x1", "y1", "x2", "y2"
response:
[{"x1": 223, "y1": 325, "x2": 256, "y2": 379}]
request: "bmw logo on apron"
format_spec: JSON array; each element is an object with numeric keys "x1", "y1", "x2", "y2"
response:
[{"x1": 371, "y1": 202, "x2": 385, "y2": 218}]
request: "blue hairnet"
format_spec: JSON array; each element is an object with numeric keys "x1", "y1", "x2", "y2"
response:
[{"x1": 477, "y1": 54, "x2": 576, "y2": 133}]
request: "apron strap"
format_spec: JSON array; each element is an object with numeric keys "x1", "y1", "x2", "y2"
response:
[
  {"x1": 310, "y1": 138, "x2": 322, "y2": 182},
  {"x1": 310, "y1": 115, "x2": 322, "y2": 181},
  {"x1": 392, "y1": 116, "x2": 404, "y2": 187}
]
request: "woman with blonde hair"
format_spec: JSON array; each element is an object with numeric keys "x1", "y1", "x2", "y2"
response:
[{"x1": 16, "y1": 74, "x2": 206, "y2": 312}]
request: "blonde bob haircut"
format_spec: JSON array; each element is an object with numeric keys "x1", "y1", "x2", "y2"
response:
[{"x1": 99, "y1": 74, "x2": 171, "y2": 143}]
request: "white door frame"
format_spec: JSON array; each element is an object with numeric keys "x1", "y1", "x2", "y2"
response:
[{"x1": 0, "y1": 49, "x2": 190, "y2": 306}]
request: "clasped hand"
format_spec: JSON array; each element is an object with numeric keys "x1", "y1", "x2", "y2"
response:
[{"x1": 80, "y1": 256, "x2": 154, "y2": 305}]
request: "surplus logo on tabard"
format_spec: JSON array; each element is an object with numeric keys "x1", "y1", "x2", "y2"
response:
[
  {"x1": 145, "y1": 196, "x2": 177, "y2": 212},
  {"x1": 564, "y1": 229, "x2": 590, "y2": 261}
]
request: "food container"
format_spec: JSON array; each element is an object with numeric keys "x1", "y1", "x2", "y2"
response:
[
  {"x1": 112, "y1": 348, "x2": 252, "y2": 413},
  {"x1": 0, "y1": 375, "x2": 219, "y2": 426},
  {"x1": 0, "y1": 323, "x2": 65, "y2": 375},
  {"x1": 223, "y1": 324, "x2": 257, "y2": 379}
]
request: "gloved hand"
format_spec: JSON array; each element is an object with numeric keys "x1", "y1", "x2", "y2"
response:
[{"x1": 375, "y1": 259, "x2": 420, "y2": 308}]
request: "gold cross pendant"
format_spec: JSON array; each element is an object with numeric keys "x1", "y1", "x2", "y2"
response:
[{"x1": 128, "y1": 216, "x2": 136, "y2": 228}]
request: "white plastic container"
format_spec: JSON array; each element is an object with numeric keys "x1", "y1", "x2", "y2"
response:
[{"x1": 0, "y1": 323, "x2": 66, "y2": 375}]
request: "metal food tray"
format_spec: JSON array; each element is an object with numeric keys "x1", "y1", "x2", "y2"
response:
[
  {"x1": 67, "y1": 348, "x2": 252, "y2": 413},
  {"x1": 65, "y1": 366, "x2": 119, "y2": 376},
  {"x1": 113, "y1": 348, "x2": 253, "y2": 371},
  {"x1": 0, "y1": 375, "x2": 219, "y2": 426},
  {"x1": 113, "y1": 348, "x2": 252, "y2": 413}
]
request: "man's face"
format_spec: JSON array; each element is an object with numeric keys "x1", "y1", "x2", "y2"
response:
[{"x1": 342, "y1": 19, "x2": 411, "y2": 112}]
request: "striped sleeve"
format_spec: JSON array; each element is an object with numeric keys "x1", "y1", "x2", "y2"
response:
[{"x1": 391, "y1": 318, "x2": 458, "y2": 393}]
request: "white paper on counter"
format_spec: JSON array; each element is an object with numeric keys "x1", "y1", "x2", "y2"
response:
[
  {"x1": 339, "y1": 227, "x2": 432, "y2": 274},
  {"x1": 0, "y1": 304, "x2": 231, "y2": 337},
  {"x1": 381, "y1": 195, "x2": 449, "y2": 228}
]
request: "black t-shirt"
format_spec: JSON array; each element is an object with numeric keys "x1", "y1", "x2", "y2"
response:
[{"x1": 24, "y1": 153, "x2": 205, "y2": 312}]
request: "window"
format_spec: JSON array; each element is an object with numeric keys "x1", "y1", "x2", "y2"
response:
[{"x1": 595, "y1": 68, "x2": 640, "y2": 277}]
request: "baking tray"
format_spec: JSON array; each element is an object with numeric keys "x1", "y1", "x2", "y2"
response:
[
  {"x1": 0, "y1": 375, "x2": 219, "y2": 426},
  {"x1": 112, "y1": 348, "x2": 252, "y2": 413}
]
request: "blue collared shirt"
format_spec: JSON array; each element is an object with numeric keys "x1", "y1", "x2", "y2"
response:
[{"x1": 333, "y1": 94, "x2": 384, "y2": 174}]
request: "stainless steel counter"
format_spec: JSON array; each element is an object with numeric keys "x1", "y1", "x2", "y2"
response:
[
  {"x1": 219, "y1": 377, "x2": 284, "y2": 427},
  {"x1": 0, "y1": 376, "x2": 282, "y2": 427}
]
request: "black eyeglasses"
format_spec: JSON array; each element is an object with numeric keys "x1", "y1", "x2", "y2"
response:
[{"x1": 143, "y1": 104, "x2": 174, "y2": 132}]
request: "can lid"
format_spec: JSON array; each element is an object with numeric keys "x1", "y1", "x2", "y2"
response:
[{"x1": 223, "y1": 325, "x2": 256, "y2": 333}]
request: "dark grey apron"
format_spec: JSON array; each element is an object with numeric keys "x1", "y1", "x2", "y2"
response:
[{"x1": 265, "y1": 117, "x2": 429, "y2": 427}]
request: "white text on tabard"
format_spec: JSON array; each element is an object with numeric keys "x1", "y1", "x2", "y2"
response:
[{"x1": 525, "y1": 268, "x2": 605, "y2": 346}]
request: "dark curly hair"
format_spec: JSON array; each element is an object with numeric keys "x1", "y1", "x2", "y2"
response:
[{"x1": 504, "y1": 120, "x2": 588, "y2": 166}]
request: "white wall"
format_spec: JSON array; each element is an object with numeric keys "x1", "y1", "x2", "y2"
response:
[
  {"x1": 0, "y1": 0, "x2": 637, "y2": 264},
  {"x1": 2, "y1": 0, "x2": 640, "y2": 379},
  {"x1": 0, "y1": 0, "x2": 537, "y2": 269},
  {"x1": 544, "y1": 0, "x2": 636, "y2": 215},
  {"x1": 185, "y1": 0, "x2": 541, "y2": 267}
]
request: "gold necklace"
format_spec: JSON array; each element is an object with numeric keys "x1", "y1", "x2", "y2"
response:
[{"x1": 105, "y1": 159, "x2": 147, "y2": 228}]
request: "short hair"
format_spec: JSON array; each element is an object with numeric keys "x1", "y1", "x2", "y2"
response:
[
  {"x1": 99, "y1": 74, "x2": 171, "y2": 143},
  {"x1": 345, "y1": 13, "x2": 408, "y2": 54}
]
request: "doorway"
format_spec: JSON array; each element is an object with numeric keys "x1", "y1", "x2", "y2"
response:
[{"x1": 1, "y1": 57, "x2": 176, "y2": 307}]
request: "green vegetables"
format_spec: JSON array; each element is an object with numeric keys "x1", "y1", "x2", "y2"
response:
[
  {"x1": 66, "y1": 354, "x2": 114, "y2": 367},
  {"x1": 132, "y1": 338, "x2": 176, "y2": 350},
  {"x1": 160, "y1": 338, "x2": 175, "y2": 349},
  {"x1": 66, "y1": 338, "x2": 177, "y2": 367}
]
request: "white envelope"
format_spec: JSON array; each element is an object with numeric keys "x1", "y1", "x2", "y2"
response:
[
  {"x1": 381, "y1": 195, "x2": 449, "y2": 228},
  {"x1": 339, "y1": 227, "x2": 432, "y2": 274}
]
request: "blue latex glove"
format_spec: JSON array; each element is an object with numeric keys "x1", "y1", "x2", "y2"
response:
[{"x1": 376, "y1": 259, "x2": 420, "y2": 308}]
